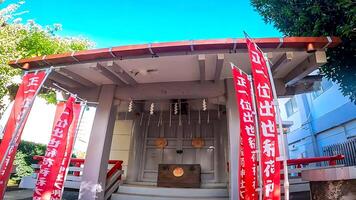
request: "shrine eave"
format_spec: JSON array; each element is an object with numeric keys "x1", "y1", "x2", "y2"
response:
[{"x1": 8, "y1": 37, "x2": 341, "y2": 70}]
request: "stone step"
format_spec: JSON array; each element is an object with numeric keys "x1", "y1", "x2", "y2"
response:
[
  {"x1": 112, "y1": 185, "x2": 229, "y2": 200},
  {"x1": 111, "y1": 193, "x2": 229, "y2": 200}
]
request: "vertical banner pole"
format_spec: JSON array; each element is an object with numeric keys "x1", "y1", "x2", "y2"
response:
[
  {"x1": 248, "y1": 75, "x2": 263, "y2": 200},
  {"x1": 263, "y1": 53, "x2": 290, "y2": 200}
]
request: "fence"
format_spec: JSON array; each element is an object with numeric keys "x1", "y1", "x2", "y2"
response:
[
  {"x1": 322, "y1": 138, "x2": 356, "y2": 166},
  {"x1": 20, "y1": 156, "x2": 124, "y2": 200}
]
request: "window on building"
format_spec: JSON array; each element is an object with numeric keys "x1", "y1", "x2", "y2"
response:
[
  {"x1": 285, "y1": 97, "x2": 298, "y2": 117},
  {"x1": 312, "y1": 78, "x2": 333, "y2": 99}
]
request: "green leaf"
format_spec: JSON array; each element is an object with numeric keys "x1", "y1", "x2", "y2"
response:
[{"x1": 251, "y1": 0, "x2": 356, "y2": 103}]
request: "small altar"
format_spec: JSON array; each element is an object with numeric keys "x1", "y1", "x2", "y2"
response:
[{"x1": 157, "y1": 164, "x2": 201, "y2": 188}]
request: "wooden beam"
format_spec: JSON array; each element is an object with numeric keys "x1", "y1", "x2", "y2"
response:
[
  {"x1": 58, "y1": 68, "x2": 97, "y2": 87},
  {"x1": 283, "y1": 82, "x2": 317, "y2": 96},
  {"x1": 274, "y1": 76, "x2": 321, "y2": 97},
  {"x1": 198, "y1": 54, "x2": 206, "y2": 83},
  {"x1": 70, "y1": 86, "x2": 101, "y2": 103},
  {"x1": 96, "y1": 63, "x2": 126, "y2": 85},
  {"x1": 271, "y1": 52, "x2": 293, "y2": 73},
  {"x1": 298, "y1": 75, "x2": 322, "y2": 84},
  {"x1": 284, "y1": 51, "x2": 327, "y2": 86},
  {"x1": 214, "y1": 54, "x2": 224, "y2": 83},
  {"x1": 115, "y1": 81, "x2": 225, "y2": 100},
  {"x1": 109, "y1": 62, "x2": 137, "y2": 85},
  {"x1": 48, "y1": 71, "x2": 84, "y2": 88},
  {"x1": 274, "y1": 78, "x2": 287, "y2": 97}
]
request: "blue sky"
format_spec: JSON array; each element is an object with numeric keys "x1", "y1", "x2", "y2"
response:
[{"x1": 5, "y1": 0, "x2": 282, "y2": 48}]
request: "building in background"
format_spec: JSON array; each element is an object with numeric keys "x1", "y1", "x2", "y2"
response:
[{"x1": 280, "y1": 78, "x2": 356, "y2": 165}]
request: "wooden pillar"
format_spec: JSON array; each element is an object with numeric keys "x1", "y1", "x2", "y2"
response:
[
  {"x1": 79, "y1": 85, "x2": 117, "y2": 200},
  {"x1": 225, "y1": 79, "x2": 240, "y2": 200}
]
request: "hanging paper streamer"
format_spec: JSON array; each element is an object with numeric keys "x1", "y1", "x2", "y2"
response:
[
  {"x1": 150, "y1": 103, "x2": 155, "y2": 115},
  {"x1": 128, "y1": 100, "x2": 133, "y2": 112},
  {"x1": 174, "y1": 102, "x2": 178, "y2": 115},
  {"x1": 202, "y1": 99, "x2": 207, "y2": 111}
]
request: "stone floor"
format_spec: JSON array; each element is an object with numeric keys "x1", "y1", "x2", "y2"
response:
[{"x1": 4, "y1": 189, "x2": 79, "y2": 200}]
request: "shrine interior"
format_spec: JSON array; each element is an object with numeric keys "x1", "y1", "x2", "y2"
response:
[{"x1": 111, "y1": 99, "x2": 229, "y2": 188}]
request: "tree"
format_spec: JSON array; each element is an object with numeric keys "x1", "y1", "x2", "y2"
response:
[
  {"x1": 251, "y1": 0, "x2": 356, "y2": 102},
  {"x1": 0, "y1": 1, "x2": 92, "y2": 114},
  {"x1": 11, "y1": 141, "x2": 46, "y2": 183}
]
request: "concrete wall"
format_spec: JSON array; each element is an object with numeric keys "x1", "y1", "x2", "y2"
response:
[{"x1": 109, "y1": 120, "x2": 134, "y2": 180}]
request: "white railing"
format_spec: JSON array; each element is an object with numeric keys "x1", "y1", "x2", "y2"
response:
[{"x1": 19, "y1": 156, "x2": 124, "y2": 199}]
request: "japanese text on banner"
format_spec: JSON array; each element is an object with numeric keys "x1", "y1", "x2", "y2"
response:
[
  {"x1": 231, "y1": 63, "x2": 258, "y2": 200},
  {"x1": 246, "y1": 38, "x2": 281, "y2": 200},
  {"x1": 33, "y1": 97, "x2": 81, "y2": 200},
  {"x1": 0, "y1": 72, "x2": 47, "y2": 198}
]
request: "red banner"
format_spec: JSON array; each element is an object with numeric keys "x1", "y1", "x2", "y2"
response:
[
  {"x1": 246, "y1": 38, "x2": 281, "y2": 199},
  {"x1": 231, "y1": 63, "x2": 258, "y2": 200},
  {"x1": 33, "y1": 97, "x2": 81, "y2": 200},
  {"x1": 52, "y1": 101, "x2": 81, "y2": 199},
  {"x1": 0, "y1": 71, "x2": 47, "y2": 197}
]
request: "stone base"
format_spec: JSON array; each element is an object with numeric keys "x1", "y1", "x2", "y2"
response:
[
  {"x1": 310, "y1": 180, "x2": 356, "y2": 200},
  {"x1": 302, "y1": 166, "x2": 356, "y2": 200}
]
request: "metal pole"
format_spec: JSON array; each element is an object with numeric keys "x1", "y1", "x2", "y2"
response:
[
  {"x1": 0, "y1": 68, "x2": 52, "y2": 186},
  {"x1": 263, "y1": 53, "x2": 290, "y2": 200},
  {"x1": 52, "y1": 82, "x2": 87, "y2": 102},
  {"x1": 244, "y1": 31, "x2": 290, "y2": 199},
  {"x1": 26, "y1": 66, "x2": 62, "y2": 73},
  {"x1": 248, "y1": 75, "x2": 263, "y2": 200}
]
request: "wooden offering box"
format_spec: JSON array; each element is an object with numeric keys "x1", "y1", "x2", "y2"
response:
[{"x1": 157, "y1": 164, "x2": 201, "y2": 188}]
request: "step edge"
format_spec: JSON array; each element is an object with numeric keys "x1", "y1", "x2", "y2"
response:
[{"x1": 112, "y1": 193, "x2": 229, "y2": 200}]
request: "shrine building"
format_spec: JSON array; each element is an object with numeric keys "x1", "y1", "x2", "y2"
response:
[{"x1": 9, "y1": 37, "x2": 341, "y2": 200}]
